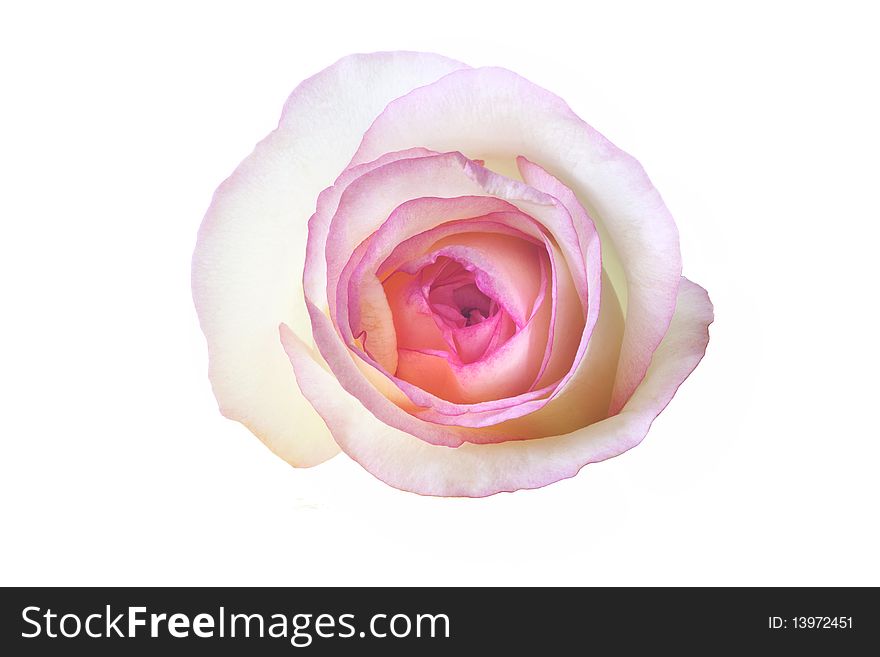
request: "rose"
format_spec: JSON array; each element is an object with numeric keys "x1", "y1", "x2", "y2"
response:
[{"x1": 192, "y1": 51, "x2": 713, "y2": 497}]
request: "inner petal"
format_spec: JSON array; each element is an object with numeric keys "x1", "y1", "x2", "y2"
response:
[
  {"x1": 384, "y1": 228, "x2": 547, "y2": 377},
  {"x1": 336, "y1": 185, "x2": 593, "y2": 418},
  {"x1": 453, "y1": 284, "x2": 495, "y2": 325},
  {"x1": 425, "y1": 259, "x2": 498, "y2": 332},
  {"x1": 313, "y1": 152, "x2": 608, "y2": 436},
  {"x1": 381, "y1": 239, "x2": 552, "y2": 403}
]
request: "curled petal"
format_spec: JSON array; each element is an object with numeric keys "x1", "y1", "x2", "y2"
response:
[{"x1": 304, "y1": 147, "x2": 437, "y2": 314}]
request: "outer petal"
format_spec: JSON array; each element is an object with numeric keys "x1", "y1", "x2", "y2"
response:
[
  {"x1": 192, "y1": 52, "x2": 467, "y2": 466},
  {"x1": 350, "y1": 66, "x2": 682, "y2": 414},
  {"x1": 283, "y1": 278, "x2": 713, "y2": 497}
]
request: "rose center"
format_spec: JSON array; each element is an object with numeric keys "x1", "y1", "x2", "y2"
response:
[{"x1": 424, "y1": 258, "x2": 498, "y2": 330}]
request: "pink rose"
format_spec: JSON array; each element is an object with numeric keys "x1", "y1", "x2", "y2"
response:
[{"x1": 192, "y1": 51, "x2": 713, "y2": 497}]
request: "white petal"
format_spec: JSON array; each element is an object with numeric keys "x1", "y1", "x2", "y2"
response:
[{"x1": 192, "y1": 52, "x2": 467, "y2": 465}]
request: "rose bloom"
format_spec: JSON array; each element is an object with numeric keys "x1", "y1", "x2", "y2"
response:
[{"x1": 192, "y1": 51, "x2": 713, "y2": 497}]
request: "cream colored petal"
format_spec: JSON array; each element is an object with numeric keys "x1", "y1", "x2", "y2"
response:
[{"x1": 192, "y1": 52, "x2": 467, "y2": 465}]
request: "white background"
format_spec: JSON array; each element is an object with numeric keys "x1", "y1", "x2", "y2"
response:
[{"x1": 2, "y1": 1, "x2": 878, "y2": 586}]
